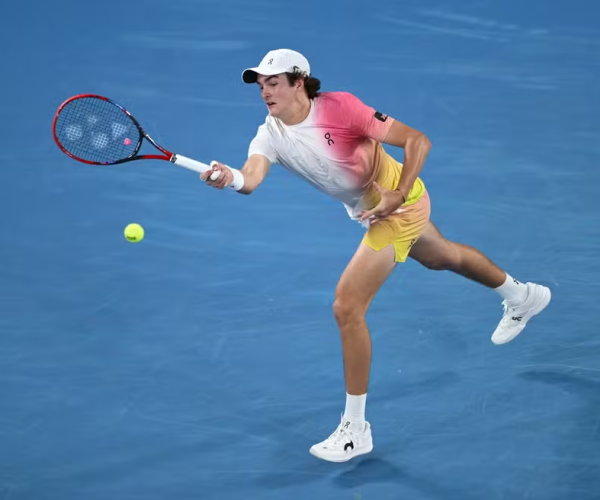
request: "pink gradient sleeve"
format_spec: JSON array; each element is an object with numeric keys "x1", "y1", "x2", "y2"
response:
[{"x1": 338, "y1": 92, "x2": 395, "y2": 142}]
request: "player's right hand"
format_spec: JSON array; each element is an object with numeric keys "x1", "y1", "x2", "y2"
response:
[{"x1": 201, "y1": 161, "x2": 233, "y2": 190}]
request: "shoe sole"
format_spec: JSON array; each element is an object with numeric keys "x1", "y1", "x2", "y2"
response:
[
  {"x1": 309, "y1": 443, "x2": 373, "y2": 463},
  {"x1": 492, "y1": 285, "x2": 552, "y2": 345}
]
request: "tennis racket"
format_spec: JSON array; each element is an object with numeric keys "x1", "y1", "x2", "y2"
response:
[{"x1": 52, "y1": 94, "x2": 234, "y2": 185}]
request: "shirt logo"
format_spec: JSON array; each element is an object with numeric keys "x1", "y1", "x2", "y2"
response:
[
  {"x1": 374, "y1": 111, "x2": 388, "y2": 122},
  {"x1": 325, "y1": 132, "x2": 334, "y2": 146}
]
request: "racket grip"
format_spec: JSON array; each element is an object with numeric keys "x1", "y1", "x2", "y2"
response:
[
  {"x1": 172, "y1": 154, "x2": 243, "y2": 190},
  {"x1": 171, "y1": 154, "x2": 211, "y2": 173}
]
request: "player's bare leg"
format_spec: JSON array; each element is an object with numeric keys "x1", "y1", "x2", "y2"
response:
[
  {"x1": 334, "y1": 242, "x2": 396, "y2": 395},
  {"x1": 408, "y1": 221, "x2": 506, "y2": 286},
  {"x1": 309, "y1": 242, "x2": 396, "y2": 462},
  {"x1": 409, "y1": 221, "x2": 551, "y2": 344}
]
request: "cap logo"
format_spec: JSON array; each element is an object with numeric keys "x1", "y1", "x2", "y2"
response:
[{"x1": 268, "y1": 58, "x2": 273, "y2": 65}]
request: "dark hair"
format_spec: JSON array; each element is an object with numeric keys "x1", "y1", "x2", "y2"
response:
[{"x1": 285, "y1": 69, "x2": 321, "y2": 99}]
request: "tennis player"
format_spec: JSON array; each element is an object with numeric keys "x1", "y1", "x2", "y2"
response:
[{"x1": 200, "y1": 49, "x2": 552, "y2": 462}]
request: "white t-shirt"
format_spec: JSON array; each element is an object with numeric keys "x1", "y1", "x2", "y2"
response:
[{"x1": 248, "y1": 91, "x2": 395, "y2": 219}]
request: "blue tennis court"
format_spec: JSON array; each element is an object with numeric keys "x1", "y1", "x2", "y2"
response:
[{"x1": 1, "y1": 0, "x2": 599, "y2": 498}]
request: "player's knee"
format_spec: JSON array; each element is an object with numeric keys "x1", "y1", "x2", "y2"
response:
[
  {"x1": 421, "y1": 257, "x2": 453, "y2": 271},
  {"x1": 333, "y1": 295, "x2": 365, "y2": 326},
  {"x1": 419, "y1": 243, "x2": 460, "y2": 271}
]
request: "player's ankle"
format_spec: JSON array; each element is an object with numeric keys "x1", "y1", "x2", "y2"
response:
[
  {"x1": 495, "y1": 273, "x2": 528, "y2": 304},
  {"x1": 343, "y1": 393, "x2": 367, "y2": 429}
]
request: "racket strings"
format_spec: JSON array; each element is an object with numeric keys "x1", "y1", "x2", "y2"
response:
[{"x1": 54, "y1": 97, "x2": 141, "y2": 164}]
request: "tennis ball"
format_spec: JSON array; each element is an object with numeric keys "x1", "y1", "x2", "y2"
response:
[{"x1": 124, "y1": 223, "x2": 144, "y2": 243}]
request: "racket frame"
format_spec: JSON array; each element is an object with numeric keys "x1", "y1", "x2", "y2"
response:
[
  {"x1": 52, "y1": 94, "x2": 239, "y2": 186},
  {"x1": 52, "y1": 93, "x2": 174, "y2": 166}
]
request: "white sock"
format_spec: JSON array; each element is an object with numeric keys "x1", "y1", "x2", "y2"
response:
[
  {"x1": 495, "y1": 273, "x2": 528, "y2": 304},
  {"x1": 343, "y1": 393, "x2": 367, "y2": 431}
]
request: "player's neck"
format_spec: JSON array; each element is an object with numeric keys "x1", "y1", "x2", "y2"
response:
[{"x1": 278, "y1": 97, "x2": 311, "y2": 126}]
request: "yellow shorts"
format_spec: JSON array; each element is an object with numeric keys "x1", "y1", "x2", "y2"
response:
[{"x1": 361, "y1": 153, "x2": 431, "y2": 263}]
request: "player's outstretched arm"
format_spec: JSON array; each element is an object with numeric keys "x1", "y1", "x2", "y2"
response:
[{"x1": 200, "y1": 154, "x2": 271, "y2": 195}]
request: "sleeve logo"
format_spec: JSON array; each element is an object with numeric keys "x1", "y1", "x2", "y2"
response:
[{"x1": 374, "y1": 111, "x2": 388, "y2": 122}]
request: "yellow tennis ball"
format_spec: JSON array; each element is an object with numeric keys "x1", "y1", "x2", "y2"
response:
[{"x1": 124, "y1": 223, "x2": 144, "y2": 243}]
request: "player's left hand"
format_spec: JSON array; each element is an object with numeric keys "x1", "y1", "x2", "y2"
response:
[{"x1": 358, "y1": 182, "x2": 407, "y2": 224}]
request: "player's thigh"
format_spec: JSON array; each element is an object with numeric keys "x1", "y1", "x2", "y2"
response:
[
  {"x1": 336, "y1": 193, "x2": 431, "y2": 310},
  {"x1": 336, "y1": 243, "x2": 396, "y2": 310},
  {"x1": 408, "y1": 220, "x2": 456, "y2": 268}
]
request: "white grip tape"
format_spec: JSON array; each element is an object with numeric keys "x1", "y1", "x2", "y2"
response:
[
  {"x1": 171, "y1": 154, "x2": 243, "y2": 191},
  {"x1": 171, "y1": 154, "x2": 211, "y2": 173}
]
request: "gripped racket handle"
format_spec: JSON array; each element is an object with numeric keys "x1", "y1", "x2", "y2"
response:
[{"x1": 171, "y1": 154, "x2": 243, "y2": 190}]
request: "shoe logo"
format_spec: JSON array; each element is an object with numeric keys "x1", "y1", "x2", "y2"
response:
[
  {"x1": 512, "y1": 316, "x2": 523, "y2": 321},
  {"x1": 344, "y1": 440, "x2": 354, "y2": 451},
  {"x1": 343, "y1": 421, "x2": 351, "y2": 429}
]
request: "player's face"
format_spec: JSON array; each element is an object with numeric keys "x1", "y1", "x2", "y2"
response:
[{"x1": 257, "y1": 74, "x2": 298, "y2": 117}]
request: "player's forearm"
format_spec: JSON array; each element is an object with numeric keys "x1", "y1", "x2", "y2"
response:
[
  {"x1": 237, "y1": 155, "x2": 271, "y2": 195},
  {"x1": 236, "y1": 168, "x2": 265, "y2": 194},
  {"x1": 395, "y1": 133, "x2": 431, "y2": 199}
]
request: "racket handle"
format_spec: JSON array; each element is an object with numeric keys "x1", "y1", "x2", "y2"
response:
[
  {"x1": 172, "y1": 154, "x2": 243, "y2": 189},
  {"x1": 172, "y1": 154, "x2": 221, "y2": 182},
  {"x1": 171, "y1": 154, "x2": 211, "y2": 173}
]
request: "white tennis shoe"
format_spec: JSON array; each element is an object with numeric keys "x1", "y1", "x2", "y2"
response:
[
  {"x1": 309, "y1": 416, "x2": 373, "y2": 462},
  {"x1": 492, "y1": 282, "x2": 551, "y2": 345}
]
